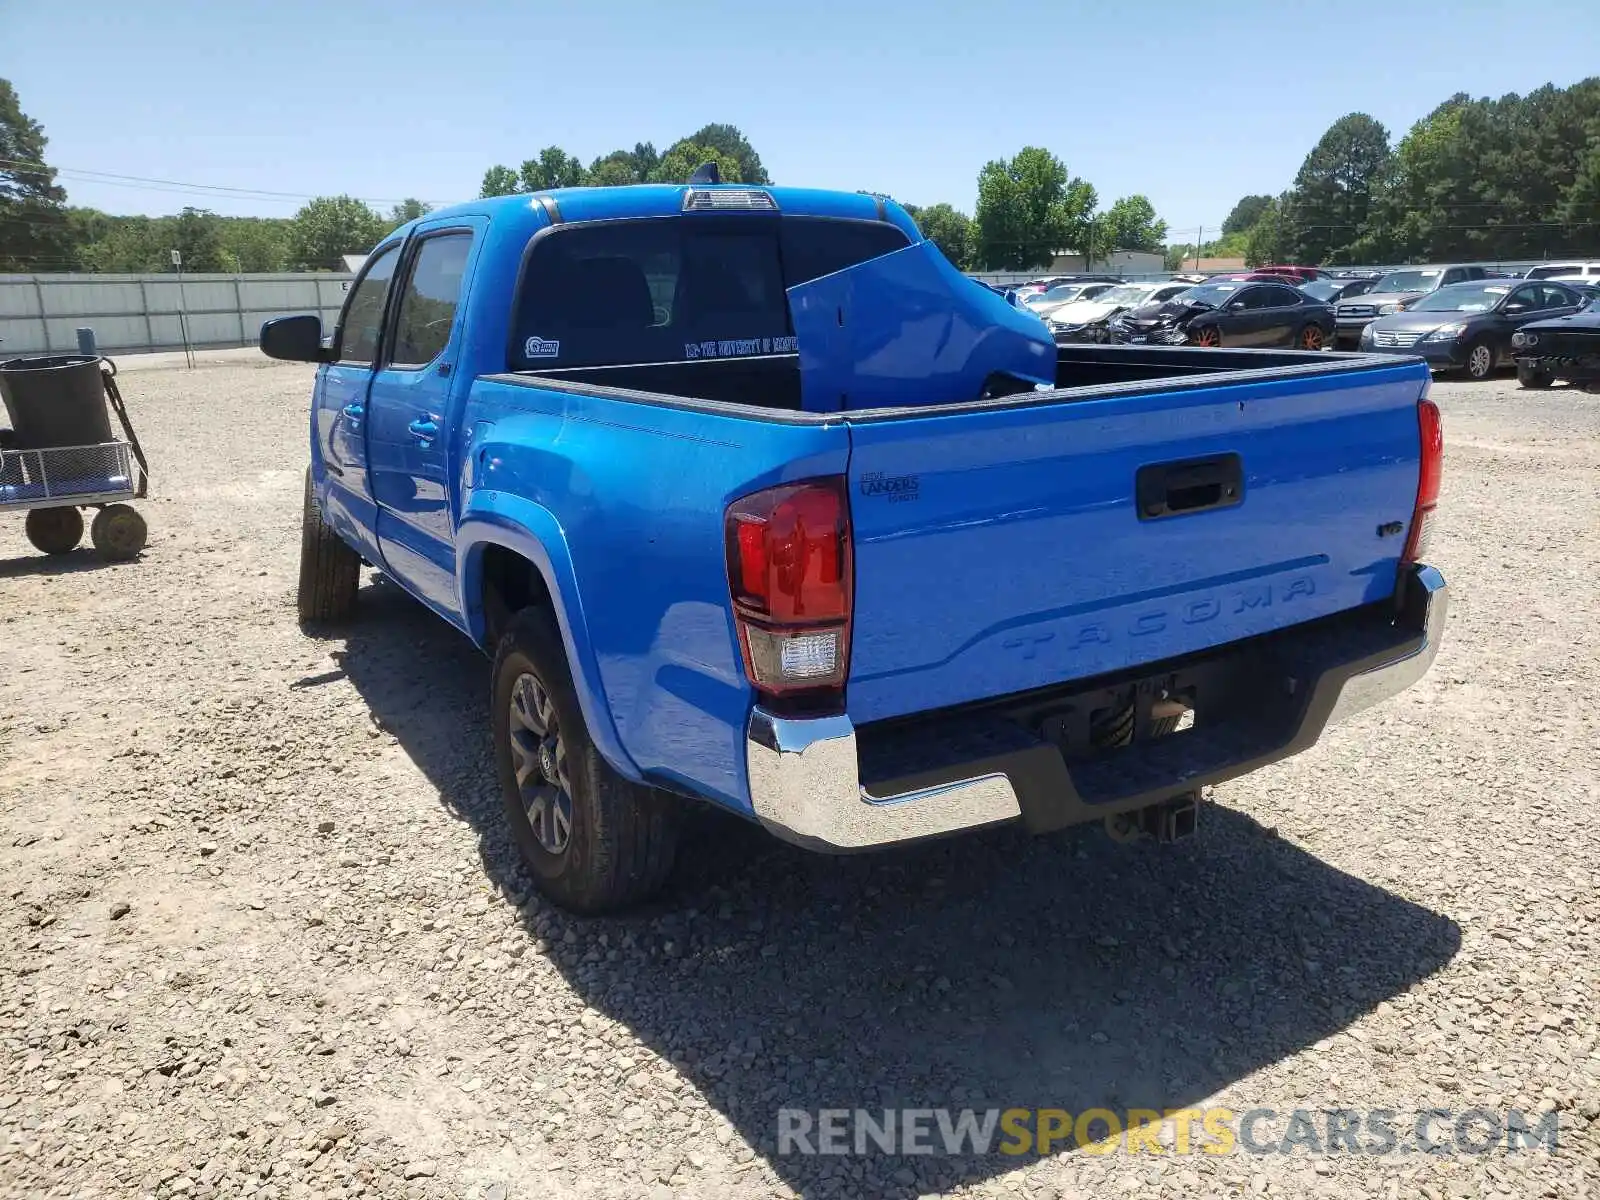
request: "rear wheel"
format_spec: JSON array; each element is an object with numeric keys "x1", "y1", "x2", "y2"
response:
[
  {"x1": 1464, "y1": 338, "x2": 1496, "y2": 381},
  {"x1": 1516, "y1": 360, "x2": 1554, "y2": 389},
  {"x1": 492, "y1": 608, "x2": 679, "y2": 913},
  {"x1": 1192, "y1": 325, "x2": 1222, "y2": 348},
  {"x1": 297, "y1": 469, "x2": 360, "y2": 625},
  {"x1": 25, "y1": 507, "x2": 83, "y2": 556},
  {"x1": 1297, "y1": 324, "x2": 1325, "y2": 351}
]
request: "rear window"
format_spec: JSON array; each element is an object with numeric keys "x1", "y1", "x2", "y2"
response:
[{"x1": 510, "y1": 216, "x2": 909, "y2": 370}]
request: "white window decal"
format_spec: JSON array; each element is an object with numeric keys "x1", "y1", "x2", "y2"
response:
[
  {"x1": 524, "y1": 336, "x2": 560, "y2": 359},
  {"x1": 684, "y1": 336, "x2": 798, "y2": 360}
]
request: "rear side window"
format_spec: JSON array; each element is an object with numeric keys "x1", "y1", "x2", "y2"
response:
[
  {"x1": 510, "y1": 216, "x2": 910, "y2": 370},
  {"x1": 780, "y1": 219, "x2": 909, "y2": 287},
  {"x1": 389, "y1": 233, "x2": 473, "y2": 368},
  {"x1": 337, "y1": 244, "x2": 400, "y2": 364}
]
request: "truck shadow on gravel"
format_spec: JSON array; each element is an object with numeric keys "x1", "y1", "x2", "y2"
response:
[{"x1": 335, "y1": 582, "x2": 1462, "y2": 1198}]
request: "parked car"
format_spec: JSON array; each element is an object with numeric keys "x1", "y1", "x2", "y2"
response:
[
  {"x1": 1301, "y1": 277, "x2": 1379, "y2": 304},
  {"x1": 1253, "y1": 265, "x2": 1331, "y2": 284},
  {"x1": 1360, "y1": 279, "x2": 1589, "y2": 379},
  {"x1": 1027, "y1": 281, "x2": 1117, "y2": 320},
  {"x1": 973, "y1": 280, "x2": 1020, "y2": 307},
  {"x1": 1112, "y1": 280, "x2": 1336, "y2": 349},
  {"x1": 1332, "y1": 265, "x2": 1492, "y2": 347},
  {"x1": 1523, "y1": 262, "x2": 1600, "y2": 281},
  {"x1": 1512, "y1": 295, "x2": 1600, "y2": 390},
  {"x1": 259, "y1": 181, "x2": 1447, "y2": 912},
  {"x1": 1048, "y1": 281, "x2": 1193, "y2": 343}
]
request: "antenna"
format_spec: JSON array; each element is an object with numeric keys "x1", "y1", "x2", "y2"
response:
[{"x1": 688, "y1": 161, "x2": 721, "y2": 186}]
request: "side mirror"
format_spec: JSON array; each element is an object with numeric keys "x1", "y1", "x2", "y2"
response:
[
  {"x1": 260, "y1": 314, "x2": 329, "y2": 363},
  {"x1": 1226, "y1": 300, "x2": 1246, "y2": 310},
  {"x1": 1503, "y1": 302, "x2": 1528, "y2": 315}
]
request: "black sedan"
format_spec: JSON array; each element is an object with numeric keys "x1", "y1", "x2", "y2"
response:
[
  {"x1": 1301, "y1": 277, "x2": 1379, "y2": 304},
  {"x1": 1511, "y1": 300, "x2": 1600, "y2": 391},
  {"x1": 1109, "y1": 281, "x2": 1335, "y2": 350},
  {"x1": 1359, "y1": 280, "x2": 1589, "y2": 379}
]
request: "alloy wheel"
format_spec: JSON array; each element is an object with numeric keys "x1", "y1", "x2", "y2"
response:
[{"x1": 508, "y1": 672, "x2": 573, "y2": 854}]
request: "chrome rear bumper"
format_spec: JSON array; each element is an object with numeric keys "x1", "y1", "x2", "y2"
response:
[
  {"x1": 745, "y1": 710, "x2": 1021, "y2": 851},
  {"x1": 746, "y1": 564, "x2": 1448, "y2": 852}
]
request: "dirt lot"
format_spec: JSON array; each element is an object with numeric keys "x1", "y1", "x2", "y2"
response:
[{"x1": 2, "y1": 354, "x2": 1597, "y2": 1200}]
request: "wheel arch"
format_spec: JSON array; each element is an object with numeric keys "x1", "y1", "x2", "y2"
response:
[{"x1": 457, "y1": 499, "x2": 642, "y2": 783}]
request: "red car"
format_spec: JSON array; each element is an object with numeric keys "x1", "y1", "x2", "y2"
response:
[
  {"x1": 1253, "y1": 265, "x2": 1330, "y2": 283},
  {"x1": 1207, "y1": 272, "x2": 1300, "y2": 284}
]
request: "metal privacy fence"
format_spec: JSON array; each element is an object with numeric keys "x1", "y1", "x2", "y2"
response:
[{"x1": 0, "y1": 273, "x2": 355, "y2": 357}]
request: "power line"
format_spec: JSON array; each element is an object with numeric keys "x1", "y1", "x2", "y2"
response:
[{"x1": 0, "y1": 156, "x2": 448, "y2": 208}]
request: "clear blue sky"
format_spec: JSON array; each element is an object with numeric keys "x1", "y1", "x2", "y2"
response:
[{"x1": 9, "y1": 0, "x2": 1600, "y2": 242}]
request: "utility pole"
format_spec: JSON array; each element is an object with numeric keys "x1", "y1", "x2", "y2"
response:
[
  {"x1": 1193, "y1": 227, "x2": 1203, "y2": 273},
  {"x1": 172, "y1": 249, "x2": 195, "y2": 369}
]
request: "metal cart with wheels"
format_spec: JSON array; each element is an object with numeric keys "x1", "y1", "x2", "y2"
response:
[{"x1": 0, "y1": 356, "x2": 150, "y2": 562}]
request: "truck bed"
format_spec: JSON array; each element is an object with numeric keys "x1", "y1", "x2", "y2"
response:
[{"x1": 473, "y1": 345, "x2": 1430, "y2": 805}]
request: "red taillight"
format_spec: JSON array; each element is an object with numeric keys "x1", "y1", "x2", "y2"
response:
[
  {"x1": 1402, "y1": 395, "x2": 1443, "y2": 565},
  {"x1": 725, "y1": 477, "x2": 852, "y2": 705}
]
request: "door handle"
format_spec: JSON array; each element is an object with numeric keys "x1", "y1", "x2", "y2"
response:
[
  {"x1": 342, "y1": 403, "x2": 364, "y2": 420},
  {"x1": 408, "y1": 418, "x2": 439, "y2": 440}
]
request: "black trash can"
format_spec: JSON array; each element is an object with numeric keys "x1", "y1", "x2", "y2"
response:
[{"x1": 0, "y1": 355, "x2": 116, "y2": 450}]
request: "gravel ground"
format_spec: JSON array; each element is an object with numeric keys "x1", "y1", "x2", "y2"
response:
[{"x1": 2, "y1": 354, "x2": 1596, "y2": 1200}]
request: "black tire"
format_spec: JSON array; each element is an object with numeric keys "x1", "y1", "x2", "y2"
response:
[
  {"x1": 297, "y1": 469, "x2": 360, "y2": 625},
  {"x1": 89, "y1": 503, "x2": 147, "y2": 562},
  {"x1": 25, "y1": 507, "x2": 83, "y2": 555},
  {"x1": 492, "y1": 608, "x2": 678, "y2": 913},
  {"x1": 1295, "y1": 323, "x2": 1327, "y2": 351},
  {"x1": 1464, "y1": 338, "x2": 1496, "y2": 381},
  {"x1": 1516, "y1": 360, "x2": 1554, "y2": 389}
]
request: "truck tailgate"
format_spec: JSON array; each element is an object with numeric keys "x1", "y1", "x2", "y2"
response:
[{"x1": 843, "y1": 363, "x2": 1429, "y2": 724}]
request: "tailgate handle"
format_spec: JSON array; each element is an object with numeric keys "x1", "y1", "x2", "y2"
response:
[{"x1": 1137, "y1": 454, "x2": 1243, "y2": 520}]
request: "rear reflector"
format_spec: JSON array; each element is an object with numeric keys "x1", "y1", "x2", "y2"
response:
[
  {"x1": 1402, "y1": 395, "x2": 1443, "y2": 565},
  {"x1": 725, "y1": 477, "x2": 852, "y2": 705}
]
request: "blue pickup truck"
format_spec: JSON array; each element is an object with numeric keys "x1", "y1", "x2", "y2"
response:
[{"x1": 262, "y1": 182, "x2": 1447, "y2": 912}]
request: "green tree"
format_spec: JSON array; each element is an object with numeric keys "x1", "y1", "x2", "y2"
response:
[
  {"x1": 1100, "y1": 195, "x2": 1168, "y2": 253},
  {"x1": 683, "y1": 123, "x2": 770, "y2": 185},
  {"x1": 73, "y1": 214, "x2": 159, "y2": 272},
  {"x1": 219, "y1": 218, "x2": 289, "y2": 272},
  {"x1": 1245, "y1": 197, "x2": 1291, "y2": 266},
  {"x1": 163, "y1": 206, "x2": 227, "y2": 271},
  {"x1": 632, "y1": 142, "x2": 660, "y2": 179},
  {"x1": 1560, "y1": 143, "x2": 1600, "y2": 234},
  {"x1": 1284, "y1": 112, "x2": 1391, "y2": 263},
  {"x1": 0, "y1": 79, "x2": 70, "y2": 271},
  {"x1": 1351, "y1": 80, "x2": 1600, "y2": 262},
  {"x1": 388, "y1": 198, "x2": 431, "y2": 227},
  {"x1": 973, "y1": 147, "x2": 1095, "y2": 270},
  {"x1": 287, "y1": 195, "x2": 386, "y2": 269},
  {"x1": 1221, "y1": 194, "x2": 1272, "y2": 236},
  {"x1": 912, "y1": 202, "x2": 974, "y2": 268},
  {"x1": 587, "y1": 151, "x2": 640, "y2": 187},
  {"x1": 480, "y1": 165, "x2": 520, "y2": 198},
  {"x1": 518, "y1": 146, "x2": 587, "y2": 191},
  {"x1": 647, "y1": 140, "x2": 742, "y2": 184}
]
